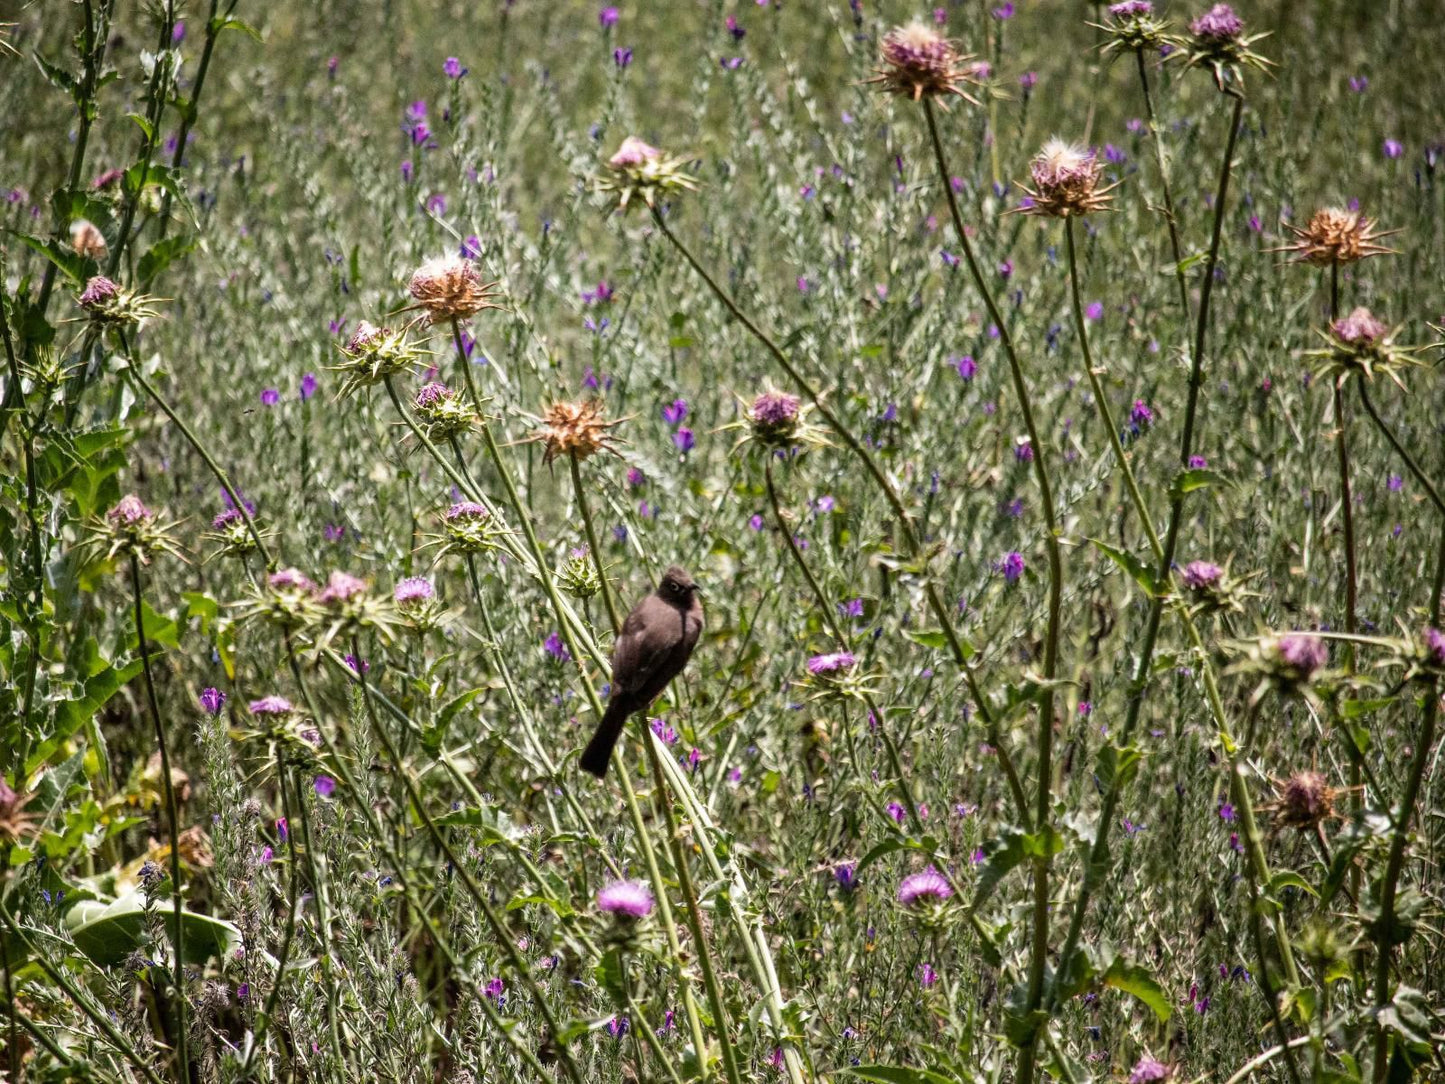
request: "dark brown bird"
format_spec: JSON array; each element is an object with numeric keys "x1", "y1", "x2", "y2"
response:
[{"x1": 580, "y1": 566, "x2": 703, "y2": 778}]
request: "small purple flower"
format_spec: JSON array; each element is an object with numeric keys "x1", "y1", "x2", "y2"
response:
[
  {"x1": 1085, "y1": 301, "x2": 1104, "y2": 321},
  {"x1": 1129, "y1": 1057, "x2": 1171, "y2": 1083},
  {"x1": 1110, "y1": 0, "x2": 1153, "y2": 14},
  {"x1": 1019, "y1": 70, "x2": 1038, "y2": 90},
  {"x1": 613, "y1": 46, "x2": 633, "y2": 68},
  {"x1": 1424, "y1": 628, "x2": 1445, "y2": 667},
  {"x1": 426, "y1": 192, "x2": 447, "y2": 215},
  {"x1": 443, "y1": 56, "x2": 468, "y2": 78},
  {"x1": 597, "y1": 880, "x2": 654, "y2": 918},
  {"x1": 599, "y1": 6, "x2": 619, "y2": 28},
  {"x1": 544, "y1": 632, "x2": 571, "y2": 662},
  {"x1": 172, "y1": 21, "x2": 186, "y2": 43},
  {"x1": 299, "y1": 372, "x2": 318, "y2": 401},
  {"x1": 992, "y1": 2, "x2": 1014, "y2": 18},
  {"x1": 315, "y1": 775, "x2": 336, "y2": 798},
  {"x1": 1349, "y1": 75, "x2": 1368, "y2": 93},
  {"x1": 886, "y1": 801, "x2": 906, "y2": 824},
  {"x1": 1384, "y1": 139, "x2": 1403, "y2": 160},
  {"x1": 898, "y1": 867, "x2": 953, "y2": 906},
  {"x1": 918, "y1": 962, "x2": 939, "y2": 988},
  {"x1": 1014, "y1": 441, "x2": 1034, "y2": 464},
  {"x1": 1130, "y1": 399, "x2": 1155, "y2": 431},
  {"x1": 200, "y1": 688, "x2": 226, "y2": 715},
  {"x1": 1189, "y1": 3, "x2": 1243, "y2": 43},
  {"x1": 835, "y1": 863, "x2": 856, "y2": 891},
  {"x1": 276, "y1": 817, "x2": 288, "y2": 843},
  {"x1": 1077, "y1": 701, "x2": 1092, "y2": 717},
  {"x1": 673, "y1": 428, "x2": 695, "y2": 453},
  {"x1": 400, "y1": 160, "x2": 414, "y2": 182},
  {"x1": 1218, "y1": 801, "x2": 1236, "y2": 822},
  {"x1": 260, "y1": 388, "x2": 281, "y2": 406},
  {"x1": 1188, "y1": 455, "x2": 1209, "y2": 469},
  {"x1": 807, "y1": 652, "x2": 855, "y2": 674},
  {"x1": 607, "y1": 1016, "x2": 629, "y2": 1039},
  {"x1": 1001, "y1": 551, "x2": 1025, "y2": 584},
  {"x1": 726, "y1": 14, "x2": 744, "y2": 38},
  {"x1": 840, "y1": 598, "x2": 864, "y2": 619},
  {"x1": 954, "y1": 355, "x2": 977, "y2": 380},
  {"x1": 749, "y1": 514, "x2": 765, "y2": 531},
  {"x1": 344, "y1": 653, "x2": 370, "y2": 675},
  {"x1": 485, "y1": 977, "x2": 505, "y2": 1001},
  {"x1": 816, "y1": 495, "x2": 836, "y2": 513},
  {"x1": 237, "y1": 982, "x2": 249, "y2": 1001},
  {"x1": 1104, "y1": 143, "x2": 1127, "y2": 165},
  {"x1": 248, "y1": 696, "x2": 294, "y2": 716},
  {"x1": 662, "y1": 398, "x2": 688, "y2": 425}
]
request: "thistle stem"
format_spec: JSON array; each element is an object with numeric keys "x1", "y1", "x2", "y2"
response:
[
  {"x1": 1329, "y1": 264, "x2": 1359, "y2": 678},
  {"x1": 1370, "y1": 514, "x2": 1445, "y2": 1083},
  {"x1": 1357, "y1": 379, "x2": 1445, "y2": 515},
  {"x1": 128, "y1": 551, "x2": 190, "y2": 1082},
  {"x1": 922, "y1": 97, "x2": 1064, "y2": 1084},
  {"x1": 570, "y1": 453, "x2": 624, "y2": 634}
]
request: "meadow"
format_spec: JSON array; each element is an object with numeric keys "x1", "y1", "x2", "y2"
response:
[{"x1": 3, "y1": 1, "x2": 1445, "y2": 1081}]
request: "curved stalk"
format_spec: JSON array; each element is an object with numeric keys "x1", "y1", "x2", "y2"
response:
[
  {"x1": 128, "y1": 552, "x2": 190, "y2": 1081},
  {"x1": 569, "y1": 453, "x2": 623, "y2": 634},
  {"x1": 1357, "y1": 379, "x2": 1445, "y2": 515}
]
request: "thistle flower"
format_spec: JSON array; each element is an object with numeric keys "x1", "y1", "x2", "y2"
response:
[
  {"x1": 559, "y1": 547, "x2": 603, "y2": 600},
  {"x1": 1307, "y1": 305, "x2": 1421, "y2": 390},
  {"x1": 1275, "y1": 633, "x2": 1328, "y2": 680},
  {"x1": 84, "y1": 494, "x2": 182, "y2": 565},
  {"x1": 1129, "y1": 1056, "x2": 1172, "y2": 1083},
  {"x1": 410, "y1": 380, "x2": 480, "y2": 439},
  {"x1": 394, "y1": 577, "x2": 434, "y2": 606},
  {"x1": 868, "y1": 21, "x2": 982, "y2": 105},
  {"x1": 330, "y1": 319, "x2": 429, "y2": 396},
  {"x1": 235, "y1": 567, "x2": 321, "y2": 631},
  {"x1": 407, "y1": 256, "x2": 501, "y2": 323},
  {"x1": 1016, "y1": 139, "x2": 1116, "y2": 217},
  {"x1": 725, "y1": 386, "x2": 828, "y2": 455},
  {"x1": 248, "y1": 696, "x2": 296, "y2": 716},
  {"x1": 898, "y1": 867, "x2": 953, "y2": 906},
  {"x1": 1181, "y1": 560, "x2": 1223, "y2": 590},
  {"x1": 1276, "y1": 207, "x2": 1396, "y2": 266},
  {"x1": 528, "y1": 399, "x2": 626, "y2": 467},
  {"x1": 595, "y1": 135, "x2": 698, "y2": 212},
  {"x1": 1177, "y1": 2, "x2": 1272, "y2": 90},
  {"x1": 1266, "y1": 770, "x2": 1338, "y2": 832},
  {"x1": 312, "y1": 572, "x2": 400, "y2": 653},
  {"x1": 596, "y1": 880, "x2": 654, "y2": 919},
  {"x1": 430, "y1": 500, "x2": 502, "y2": 559},
  {"x1": 206, "y1": 505, "x2": 267, "y2": 559},
  {"x1": 1093, "y1": 1, "x2": 1179, "y2": 60},
  {"x1": 318, "y1": 570, "x2": 367, "y2": 606},
  {"x1": 76, "y1": 275, "x2": 163, "y2": 326},
  {"x1": 69, "y1": 218, "x2": 107, "y2": 260},
  {"x1": 807, "y1": 652, "x2": 856, "y2": 674}
]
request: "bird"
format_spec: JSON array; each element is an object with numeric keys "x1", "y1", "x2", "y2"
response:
[{"x1": 579, "y1": 565, "x2": 703, "y2": 778}]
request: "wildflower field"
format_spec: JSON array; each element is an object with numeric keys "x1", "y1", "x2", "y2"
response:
[{"x1": 4, "y1": 1, "x2": 1445, "y2": 1081}]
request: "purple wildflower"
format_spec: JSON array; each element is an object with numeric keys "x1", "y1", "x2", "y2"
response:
[
  {"x1": 199, "y1": 688, "x2": 226, "y2": 715},
  {"x1": 597, "y1": 880, "x2": 654, "y2": 918},
  {"x1": 1277, "y1": 633, "x2": 1328, "y2": 678},
  {"x1": 1190, "y1": 3, "x2": 1243, "y2": 43},
  {"x1": 613, "y1": 46, "x2": 632, "y2": 67},
  {"x1": 260, "y1": 388, "x2": 281, "y2": 406},
  {"x1": 954, "y1": 354, "x2": 977, "y2": 380},
  {"x1": 1182, "y1": 560, "x2": 1223, "y2": 589},
  {"x1": 248, "y1": 696, "x2": 294, "y2": 716},
  {"x1": 898, "y1": 867, "x2": 953, "y2": 906},
  {"x1": 443, "y1": 56, "x2": 468, "y2": 78},
  {"x1": 1001, "y1": 551, "x2": 1025, "y2": 584},
  {"x1": 299, "y1": 372, "x2": 318, "y2": 400},
  {"x1": 1129, "y1": 1057, "x2": 1172, "y2": 1083},
  {"x1": 807, "y1": 652, "x2": 855, "y2": 674},
  {"x1": 394, "y1": 577, "x2": 434, "y2": 604},
  {"x1": 315, "y1": 775, "x2": 336, "y2": 798},
  {"x1": 544, "y1": 632, "x2": 571, "y2": 662},
  {"x1": 673, "y1": 428, "x2": 695, "y2": 453},
  {"x1": 599, "y1": 6, "x2": 619, "y2": 27},
  {"x1": 662, "y1": 398, "x2": 688, "y2": 425},
  {"x1": 1384, "y1": 139, "x2": 1403, "y2": 160}
]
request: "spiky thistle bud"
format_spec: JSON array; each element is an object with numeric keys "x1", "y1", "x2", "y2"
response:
[
  {"x1": 868, "y1": 22, "x2": 982, "y2": 106},
  {"x1": 1016, "y1": 139, "x2": 1116, "y2": 217},
  {"x1": 595, "y1": 136, "x2": 698, "y2": 212},
  {"x1": 407, "y1": 257, "x2": 501, "y2": 323},
  {"x1": 1176, "y1": 2, "x2": 1272, "y2": 90},
  {"x1": 1307, "y1": 305, "x2": 1420, "y2": 390},
  {"x1": 330, "y1": 319, "x2": 429, "y2": 396},
  {"x1": 559, "y1": 547, "x2": 603, "y2": 600},
  {"x1": 76, "y1": 275, "x2": 163, "y2": 326},
  {"x1": 85, "y1": 493, "x2": 182, "y2": 565},
  {"x1": 411, "y1": 381, "x2": 478, "y2": 438},
  {"x1": 1268, "y1": 770, "x2": 1338, "y2": 831},
  {"x1": 1276, "y1": 207, "x2": 1396, "y2": 267},
  {"x1": 1094, "y1": 1, "x2": 1180, "y2": 60},
  {"x1": 529, "y1": 399, "x2": 626, "y2": 467},
  {"x1": 429, "y1": 500, "x2": 503, "y2": 561}
]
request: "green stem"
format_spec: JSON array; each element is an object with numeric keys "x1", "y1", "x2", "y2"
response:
[
  {"x1": 1135, "y1": 50, "x2": 1194, "y2": 326},
  {"x1": 1328, "y1": 266, "x2": 1359, "y2": 677},
  {"x1": 128, "y1": 551, "x2": 190, "y2": 1082},
  {"x1": 123, "y1": 339, "x2": 272, "y2": 564},
  {"x1": 922, "y1": 98, "x2": 1063, "y2": 1084},
  {"x1": 1370, "y1": 514, "x2": 1445, "y2": 1082},
  {"x1": 1357, "y1": 379, "x2": 1445, "y2": 515},
  {"x1": 570, "y1": 453, "x2": 623, "y2": 634}
]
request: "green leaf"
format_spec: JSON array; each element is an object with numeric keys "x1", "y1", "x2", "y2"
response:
[
  {"x1": 124, "y1": 163, "x2": 199, "y2": 227},
  {"x1": 1342, "y1": 697, "x2": 1395, "y2": 720},
  {"x1": 973, "y1": 826, "x2": 1030, "y2": 908},
  {"x1": 1096, "y1": 743, "x2": 1142, "y2": 795},
  {"x1": 7, "y1": 230, "x2": 91, "y2": 287},
  {"x1": 1102, "y1": 959, "x2": 1172, "y2": 1022},
  {"x1": 855, "y1": 837, "x2": 910, "y2": 875},
  {"x1": 845, "y1": 1066, "x2": 961, "y2": 1084},
  {"x1": 1088, "y1": 537, "x2": 1158, "y2": 597},
  {"x1": 32, "y1": 52, "x2": 80, "y2": 98},
  {"x1": 1267, "y1": 869, "x2": 1319, "y2": 900},
  {"x1": 210, "y1": 15, "x2": 264, "y2": 41},
  {"x1": 593, "y1": 948, "x2": 627, "y2": 1002},
  {"x1": 421, "y1": 688, "x2": 484, "y2": 753},
  {"x1": 124, "y1": 112, "x2": 155, "y2": 140},
  {"x1": 138, "y1": 235, "x2": 197, "y2": 283},
  {"x1": 901, "y1": 628, "x2": 971, "y2": 657},
  {"x1": 65, "y1": 894, "x2": 239, "y2": 967},
  {"x1": 29, "y1": 659, "x2": 144, "y2": 774},
  {"x1": 1169, "y1": 467, "x2": 1230, "y2": 498}
]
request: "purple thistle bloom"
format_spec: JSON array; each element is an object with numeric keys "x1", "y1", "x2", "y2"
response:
[
  {"x1": 1182, "y1": 560, "x2": 1223, "y2": 589},
  {"x1": 299, "y1": 372, "x2": 318, "y2": 400},
  {"x1": 269, "y1": 568, "x2": 315, "y2": 592},
  {"x1": 394, "y1": 577, "x2": 435, "y2": 604},
  {"x1": 544, "y1": 632, "x2": 571, "y2": 662},
  {"x1": 613, "y1": 46, "x2": 633, "y2": 67},
  {"x1": 807, "y1": 652, "x2": 855, "y2": 674},
  {"x1": 78, "y1": 275, "x2": 121, "y2": 308},
  {"x1": 415, "y1": 382, "x2": 450, "y2": 408},
  {"x1": 1277, "y1": 633, "x2": 1328, "y2": 677},
  {"x1": 1383, "y1": 139, "x2": 1404, "y2": 160},
  {"x1": 597, "y1": 880, "x2": 654, "y2": 918},
  {"x1": 315, "y1": 775, "x2": 336, "y2": 798},
  {"x1": 662, "y1": 398, "x2": 688, "y2": 425},
  {"x1": 199, "y1": 688, "x2": 226, "y2": 715},
  {"x1": 446, "y1": 501, "x2": 489, "y2": 521},
  {"x1": 443, "y1": 56, "x2": 468, "y2": 78},
  {"x1": 319, "y1": 570, "x2": 367, "y2": 604},
  {"x1": 898, "y1": 867, "x2": 953, "y2": 906},
  {"x1": 673, "y1": 427, "x2": 695, "y2": 453},
  {"x1": 599, "y1": 6, "x2": 619, "y2": 27},
  {"x1": 1129, "y1": 1057, "x2": 1172, "y2": 1083},
  {"x1": 1190, "y1": 2, "x2": 1243, "y2": 43},
  {"x1": 1110, "y1": 0, "x2": 1153, "y2": 14},
  {"x1": 260, "y1": 388, "x2": 281, "y2": 406},
  {"x1": 1425, "y1": 628, "x2": 1445, "y2": 667},
  {"x1": 753, "y1": 389, "x2": 800, "y2": 426},
  {"x1": 248, "y1": 696, "x2": 294, "y2": 716},
  {"x1": 1001, "y1": 551, "x2": 1025, "y2": 584}
]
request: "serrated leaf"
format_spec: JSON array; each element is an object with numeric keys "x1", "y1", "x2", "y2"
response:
[
  {"x1": 1088, "y1": 537, "x2": 1158, "y2": 596},
  {"x1": 1169, "y1": 467, "x2": 1230, "y2": 498},
  {"x1": 124, "y1": 112, "x2": 155, "y2": 140},
  {"x1": 8, "y1": 230, "x2": 91, "y2": 287},
  {"x1": 1267, "y1": 869, "x2": 1318, "y2": 899},
  {"x1": 33, "y1": 52, "x2": 80, "y2": 98},
  {"x1": 138, "y1": 235, "x2": 197, "y2": 283},
  {"x1": 973, "y1": 826, "x2": 1030, "y2": 908},
  {"x1": 1096, "y1": 743, "x2": 1142, "y2": 795}
]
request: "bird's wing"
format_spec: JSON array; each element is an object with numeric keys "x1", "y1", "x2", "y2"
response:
[{"x1": 609, "y1": 598, "x2": 683, "y2": 695}]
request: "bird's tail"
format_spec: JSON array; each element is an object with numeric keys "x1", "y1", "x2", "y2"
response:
[{"x1": 579, "y1": 697, "x2": 631, "y2": 778}]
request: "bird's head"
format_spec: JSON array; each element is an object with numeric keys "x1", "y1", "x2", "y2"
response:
[{"x1": 657, "y1": 565, "x2": 701, "y2": 605}]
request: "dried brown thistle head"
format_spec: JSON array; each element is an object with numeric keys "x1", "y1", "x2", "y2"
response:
[
  {"x1": 530, "y1": 399, "x2": 626, "y2": 466},
  {"x1": 407, "y1": 256, "x2": 501, "y2": 323},
  {"x1": 1275, "y1": 207, "x2": 1396, "y2": 267}
]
